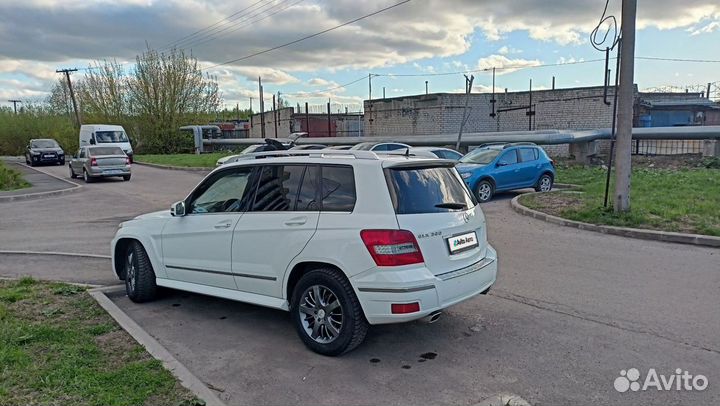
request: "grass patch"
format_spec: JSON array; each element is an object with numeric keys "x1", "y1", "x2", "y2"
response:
[
  {"x1": 520, "y1": 162, "x2": 720, "y2": 236},
  {"x1": 0, "y1": 161, "x2": 30, "y2": 191},
  {"x1": 136, "y1": 151, "x2": 241, "y2": 168},
  {"x1": 0, "y1": 278, "x2": 199, "y2": 406}
]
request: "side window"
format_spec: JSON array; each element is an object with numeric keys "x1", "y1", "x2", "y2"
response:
[
  {"x1": 251, "y1": 165, "x2": 305, "y2": 212},
  {"x1": 189, "y1": 167, "x2": 255, "y2": 214},
  {"x1": 498, "y1": 150, "x2": 519, "y2": 165},
  {"x1": 79, "y1": 148, "x2": 85, "y2": 158},
  {"x1": 519, "y1": 148, "x2": 537, "y2": 162},
  {"x1": 296, "y1": 165, "x2": 320, "y2": 211},
  {"x1": 386, "y1": 144, "x2": 406, "y2": 151},
  {"x1": 372, "y1": 144, "x2": 388, "y2": 152},
  {"x1": 321, "y1": 165, "x2": 356, "y2": 212},
  {"x1": 534, "y1": 148, "x2": 540, "y2": 160}
]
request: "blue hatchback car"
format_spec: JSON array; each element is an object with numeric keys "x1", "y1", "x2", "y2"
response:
[{"x1": 455, "y1": 143, "x2": 556, "y2": 202}]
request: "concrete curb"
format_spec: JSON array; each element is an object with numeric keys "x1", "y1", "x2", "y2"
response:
[
  {"x1": 473, "y1": 392, "x2": 531, "y2": 406},
  {"x1": 0, "y1": 250, "x2": 111, "y2": 259},
  {"x1": 511, "y1": 193, "x2": 720, "y2": 248},
  {"x1": 89, "y1": 286, "x2": 226, "y2": 406},
  {"x1": 134, "y1": 161, "x2": 213, "y2": 172},
  {"x1": 0, "y1": 162, "x2": 81, "y2": 203}
]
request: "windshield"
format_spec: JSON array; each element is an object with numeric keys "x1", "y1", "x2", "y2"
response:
[
  {"x1": 459, "y1": 148, "x2": 501, "y2": 165},
  {"x1": 31, "y1": 140, "x2": 58, "y2": 148},
  {"x1": 89, "y1": 147, "x2": 125, "y2": 156},
  {"x1": 95, "y1": 131, "x2": 129, "y2": 143}
]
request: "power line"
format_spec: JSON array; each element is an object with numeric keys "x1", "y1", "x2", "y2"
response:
[
  {"x1": 178, "y1": 0, "x2": 305, "y2": 51},
  {"x1": 283, "y1": 76, "x2": 369, "y2": 97},
  {"x1": 374, "y1": 58, "x2": 607, "y2": 78},
  {"x1": 636, "y1": 56, "x2": 720, "y2": 63},
  {"x1": 158, "y1": 0, "x2": 272, "y2": 50},
  {"x1": 205, "y1": 0, "x2": 413, "y2": 70}
]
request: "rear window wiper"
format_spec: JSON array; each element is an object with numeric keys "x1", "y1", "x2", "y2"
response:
[{"x1": 434, "y1": 202, "x2": 467, "y2": 210}]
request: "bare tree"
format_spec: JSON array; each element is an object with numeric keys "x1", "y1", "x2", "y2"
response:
[
  {"x1": 127, "y1": 48, "x2": 221, "y2": 153},
  {"x1": 77, "y1": 60, "x2": 127, "y2": 122}
]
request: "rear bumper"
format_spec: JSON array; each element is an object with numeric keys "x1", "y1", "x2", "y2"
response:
[
  {"x1": 353, "y1": 245, "x2": 498, "y2": 324},
  {"x1": 89, "y1": 166, "x2": 131, "y2": 177}
]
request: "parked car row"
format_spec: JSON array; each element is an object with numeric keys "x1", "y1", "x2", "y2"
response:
[
  {"x1": 25, "y1": 123, "x2": 134, "y2": 183},
  {"x1": 216, "y1": 141, "x2": 554, "y2": 202}
]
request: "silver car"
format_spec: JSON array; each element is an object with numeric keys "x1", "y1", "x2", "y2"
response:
[{"x1": 69, "y1": 146, "x2": 131, "y2": 183}]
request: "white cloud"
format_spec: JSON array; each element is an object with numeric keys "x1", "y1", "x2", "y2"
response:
[
  {"x1": 688, "y1": 20, "x2": 720, "y2": 35},
  {"x1": 476, "y1": 55, "x2": 542, "y2": 74},
  {"x1": 498, "y1": 45, "x2": 522, "y2": 55},
  {"x1": 210, "y1": 66, "x2": 299, "y2": 85},
  {"x1": 307, "y1": 78, "x2": 338, "y2": 87}
]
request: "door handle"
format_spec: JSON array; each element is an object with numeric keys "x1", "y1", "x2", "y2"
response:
[
  {"x1": 284, "y1": 216, "x2": 308, "y2": 226},
  {"x1": 214, "y1": 221, "x2": 232, "y2": 229}
]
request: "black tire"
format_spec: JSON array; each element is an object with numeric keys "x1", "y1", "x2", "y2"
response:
[
  {"x1": 291, "y1": 268, "x2": 369, "y2": 356},
  {"x1": 83, "y1": 169, "x2": 94, "y2": 183},
  {"x1": 59, "y1": 159, "x2": 65, "y2": 165},
  {"x1": 475, "y1": 179, "x2": 494, "y2": 203},
  {"x1": 29, "y1": 159, "x2": 35, "y2": 167},
  {"x1": 125, "y1": 241, "x2": 157, "y2": 303},
  {"x1": 534, "y1": 173, "x2": 554, "y2": 192},
  {"x1": 69, "y1": 165, "x2": 76, "y2": 179},
  {"x1": 122, "y1": 174, "x2": 131, "y2": 181}
]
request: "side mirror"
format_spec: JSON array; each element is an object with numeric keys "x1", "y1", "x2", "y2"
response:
[
  {"x1": 496, "y1": 161, "x2": 508, "y2": 167},
  {"x1": 89, "y1": 138, "x2": 96, "y2": 145},
  {"x1": 171, "y1": 201, "x2": 186, "y2": 217}
]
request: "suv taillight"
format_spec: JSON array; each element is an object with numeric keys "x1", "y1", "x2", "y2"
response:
[
  {"x1": 90, "y1": 157, "x2": 97, "y2": 166},
  {"x1": 125, "y1": 157, "x2": 130, "y2": 165},
  {"x1": 360, "y1": 229, "x2": 424, "y2": 266}
]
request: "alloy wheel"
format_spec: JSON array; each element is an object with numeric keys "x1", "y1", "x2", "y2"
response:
[
  {"x1": 539, "y1": 176, "x2": 552, "y2": 192},
  {"x1": 478, "y1": 183, "x2": 492, "y2": 201},
  {"x1": 126, "y1": 251, "x2": 137, "y2": 293},
  {"x1": 298, "y1": 285, "x2": 343, "y2": 344}
]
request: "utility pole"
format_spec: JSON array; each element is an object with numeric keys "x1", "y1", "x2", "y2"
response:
[
  {"x1": 7, "y1": 99, "x2": 21, "y2": 114},
  {"x1": 613, "y1": 0, "x2": 637, "y2": 213},
  {"x1": 425, "y1": 80, "x2": 429, "y2": 95},
  {"x1": 455, "y1": 74, "x2": 474, "y2": 151},
  {"x1": 383, "y1": 87, "x2": 386, "y2": 99},
  {"x1": 249, "y1": 97, "x2": 253, "y2": 113},
  {"x1": 327, "y1": 100, "x2": 332, "y2": 137},
  {"x1": 707, "y1": 82, "x2": 713, "y2": 100},
  {"x1": 368, "y1": 73, "x2": 372, "y2": 100},
  {"x1": 490, "y1": 68, "x2": 496, "y2": 119},
  {"x1": 258, "y1": 77, "x2": 266, "y2": 139},
  {"x1": 56, "y1": 68, "x2": 81, "y2": 127},
  {"x1": 527, "y1": 79, "x2": 534, "y2": 131},
  {"x1": 272, "y1": 94, "x2": 277, "y2": 138}
]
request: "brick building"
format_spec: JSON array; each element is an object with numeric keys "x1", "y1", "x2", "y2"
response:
[
  {"x1": 249, "y1": 107, "x2": 363, "y2": 138},
  {"x1": 363, "y1": 85, "x2": 718, "y2": 156}
]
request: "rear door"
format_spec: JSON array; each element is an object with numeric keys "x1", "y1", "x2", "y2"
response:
[
  {"x1": 517, "y1": 147, "x2": 541, "y2": 186},
  {"x1": 231, "y1": 164, "x2": 320, "y2": 297},
  {"x1": 384, "y1": 163, "x2": 487, "y2": 276}
]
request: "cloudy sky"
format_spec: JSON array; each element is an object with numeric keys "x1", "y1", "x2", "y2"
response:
[{"x1": 1, "y1": 0, "x2": 719, "y2": 111}]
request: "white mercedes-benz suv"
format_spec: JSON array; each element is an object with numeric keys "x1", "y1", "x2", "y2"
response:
[{"x1": 111, "y1": 150, "x2": 498, "y2": 355}]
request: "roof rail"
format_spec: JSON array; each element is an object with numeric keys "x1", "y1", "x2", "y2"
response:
[
  {"x1": 239, "y1": 149, "x2": 379, "y2": 160},
  {"x1": 503, "y1": 142, "x2": 538, "y2": 149}
]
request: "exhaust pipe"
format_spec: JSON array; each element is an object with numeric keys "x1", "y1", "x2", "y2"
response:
[{"x1": 420, "y1": 310, "x2": 442, "y2": 324}]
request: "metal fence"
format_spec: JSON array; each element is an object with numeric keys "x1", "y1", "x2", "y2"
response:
[{"x1": 632, "y1": 139, "x2": 704, "y2": 155}]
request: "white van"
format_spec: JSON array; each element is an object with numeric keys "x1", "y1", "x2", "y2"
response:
[{"x1": 79, "y1": 124, "x2": 133, "y2": 162}]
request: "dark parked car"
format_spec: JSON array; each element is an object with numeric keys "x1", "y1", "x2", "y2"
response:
[
  {"x1": 25, "y1": 138, "x2": 65, "y2": 166},
  {"x1": 455, "y1": 143, "x2": 556, "y2": 202}
]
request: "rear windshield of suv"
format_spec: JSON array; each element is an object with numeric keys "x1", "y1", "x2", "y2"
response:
[{"x1": 385, "y1": 166, "x2": 477, "y2": 214}]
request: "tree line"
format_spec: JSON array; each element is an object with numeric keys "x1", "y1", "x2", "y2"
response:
[{"x1": 1, "y1": 49, "x2": 249, "y2": 155}]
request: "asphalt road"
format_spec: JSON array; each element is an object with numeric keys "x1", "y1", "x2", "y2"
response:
[{"x1": 1, "y1": 162, "x2": 718, "y2": 405}]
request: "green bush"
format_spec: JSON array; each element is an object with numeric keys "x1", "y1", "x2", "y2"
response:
[{"x1": 0, "y1": 161, "x2": 30, "y2": 191}]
